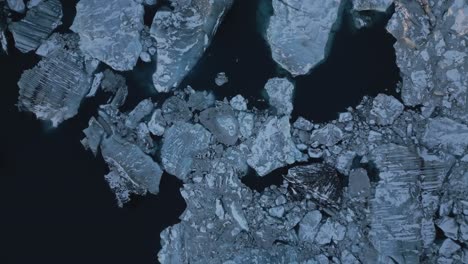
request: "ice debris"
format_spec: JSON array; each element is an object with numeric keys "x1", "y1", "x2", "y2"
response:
[
  {"x1": 247, "y1": 116, "x2": 301, "y2": 176},
  {"x1": 265, "y1": 77, "x2": 294, "y2": 116},
  {"x1": 214, "y1": 72, "x2": 229, "y2": 86}
]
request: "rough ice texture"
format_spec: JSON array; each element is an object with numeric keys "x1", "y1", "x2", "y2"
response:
[
  {"x1": 267, "y1": 0, "x2": 341, "y2": 76},
  {"x1": 161, "y1": 122, "x2": 212, "y2": 181},
  {"x1": 199, "y1": 104, "x2": 239, "y2": 146},
  {"x1": 352, "y1": 0, "x2": 393, "y2": 12},
  {"x1": 101, "y1": 135, "x2": 163, "y2": 206},
  {"x1": 369, "y1": 144, "x2": 422, "y2": 263},
  {"x1": 422, "y1": 117, "x2": 468, "y2": 156},
  {"x1": 81, "y1": 117, "x2": 105, "y2": 156},
  {"x1": 17, "y1": 49, "x2": 91, "y2": 126},
  {"x1": 247, "y1": 116, "x2": 301, "y2": 176},
  {"x1": 285, "y1": 163, "x2": 342, "y2": 208},
  {"x1": 150, "y1": 0, "x2": 233, "y2": 92},
  {"x1": 265, "y1": 77, "x2": 294, "y2": 116},
  {"x1": 386, "y1": 0, "x2": 468, "y2": 114},
  {"x1": 71, "y1": 0, "x2": 144, "y2": 71},
  {"x1": 9, "y1": 0, "x2": 62, "y2": 53},
  {"x1": 369, "y1": 93, "x2": 404, "y2": 125},
  {"x1": 310, "y1": 124, "x2": 343, "y2": 147}
]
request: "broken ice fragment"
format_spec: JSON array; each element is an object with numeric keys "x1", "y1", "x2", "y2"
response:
[
  {"x1": 266, "y1": 0, "x2": 341, "y2": 76},
  {"x1": 187, "y1": 90, "x2": 215, "y2": 112},
  {"x1": 348, "y1": 168, "x2": 370, "y2": 199},
  {"x1": 86, "y1": 72, "x2": 104, "y2": 98},
  {"x1": 199, "y1": 105, "x2": 239, "y2": 146},
  {"x1": 125, "y1": 99, "x2": 154, "y2": 130},
  {"x1": 310, "y1": 124, "x2": 343, "y2": 147},
  {"x1": 71, "y1": 0, "x2": 144, "y2": 71},
  {"x1": 229, "y1": 95, "x2": 247, "y2": 111},
  {"x1": 315, "y1": 219, "x2": 346, "y2": 245},
  {"x1": 162, "y1": 96, "x2": 192, "y2": 124},
  {"x1": 369, "y1": 94, "x2": 404, "y2": 125},
  {"x1": 437, "y1": 217, "x2": 459, "y2": 240},
  {"x1": 161, "y1": 122, "x2": 212, "y2": 181},
  {"x1": 148, "y1": 109, "x2": 166, "y2": 136},
  {"x1": 448, "y1": 0, "x2": 468, "y2": 36},
  {"x1": 9, "y1": 0, "x2": 62, "y2": 53},
  {"x1": 101, "y1": 134, "x2": 163, "y2": 206},
  {"x1": 215, "y1": 72, "x2": 229, "y2": 86},
  {"x1": 298, "y1": 210, "x2": 322, "y2": 242},
  {"x1": 265, "y1": 77, "x2": 294, "y2": 116},
  {"x1": 81, "y1": 117, "x2": 105, "y2": 156},
  {"x1": 7, "y1": 0, "x2": 25, "y2": 13},
  {"x1": 422, "y1": 117, "x2": 468, "y2": 156},
  {"x1": 352, "y1": 0, "x2": 393, "y2": 12},
  {"x1": 439, "y1": 239, "x2": 461, "y2": 257},
  {"x1": 230, "y1": 202, "x2": 249, "y2": 231},
  {"x1": 293, "y1": 117, "x2": 313, "y2": 131},
  {"x1": 237, "y1": 111, "x2": 254, "y2": 139},
  {"x1": 150, "y1": 0, "x2": 233, "y2": 92},
  {"x1": 247, "y1": 116, "x2": 301, "y2": 176},
  {"x1": 18, "y1": 49, "x2": 92, "y2": 127}
]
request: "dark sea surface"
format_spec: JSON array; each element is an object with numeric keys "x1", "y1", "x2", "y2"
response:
[{"x1": 0, "y1": 0, "x2": 399, "y2": 263}]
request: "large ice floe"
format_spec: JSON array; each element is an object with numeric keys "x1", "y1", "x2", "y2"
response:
[
  {"x1": 9, "y1": 0, "x2": 468, "y2": 262},
  {"x1": 150, "y1": 0, "x2": 233, "y2": 92},
  {"x1": 71, "y1": 0, "x2": 144, "y2": 71},
  {"x1": 266, "y1": 0, "x2": 342, "y2": 76}
]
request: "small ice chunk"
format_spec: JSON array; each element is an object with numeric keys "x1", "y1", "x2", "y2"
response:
[
  {"x1": 348, "y1": 168, "x2": 370, "y2": 199},
  {"x1": 7, "y1": 0, "x2": 26, "y2": 13},
  {"x1": 422, "y1": 117, "x2": 468, "y2": 156},
  {"x1": 298, "y1": 210, "x2": 322, "y2": 242},
  {"x1": 265, "y1": 77, "x2": 294, "y2": 116},
  {"x1": 439, "y1": 239, "x2": 461, "y2": 257},
  {"x1": 148, "y1": 109, "x2": 166, "y2": 136},
  {"x1": 247, "y1": 116, "x2": 302, "y2": 176},
  {"x1": 310, "y1": 124, "x2": 343, "y2": 147},
  {"x1": 369, "y1": 94, "x2": 404, "y2": 125},
  {"x1": 437, "y1": 217, "x2": 459, "y2": 240},
  {"x1": 229, "y1": 95, "x2": 247, "y2": 111},
  {"x1": 293, "y1": 117, "x2": 313, "y2": 131},
  {"x1": 215, "y1": 72, "x2": 229, "y2": 86}
]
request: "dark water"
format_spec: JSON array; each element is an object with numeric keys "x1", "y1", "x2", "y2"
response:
[
  {"x1": 0, "y1": 0, "x2": 399, "y2": 263},
  {"x1": 184, "y1": 0, "x2": 400, "y2": 122}
]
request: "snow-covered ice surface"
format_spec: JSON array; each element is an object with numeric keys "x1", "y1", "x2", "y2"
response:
[{"x1": 6, "y1": 0, "x2": 468, "y2": 262}]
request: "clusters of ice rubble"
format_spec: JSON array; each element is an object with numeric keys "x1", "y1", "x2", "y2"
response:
[{"x1": 7, "y1": 0, "x2": 468, "y2": 262}]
